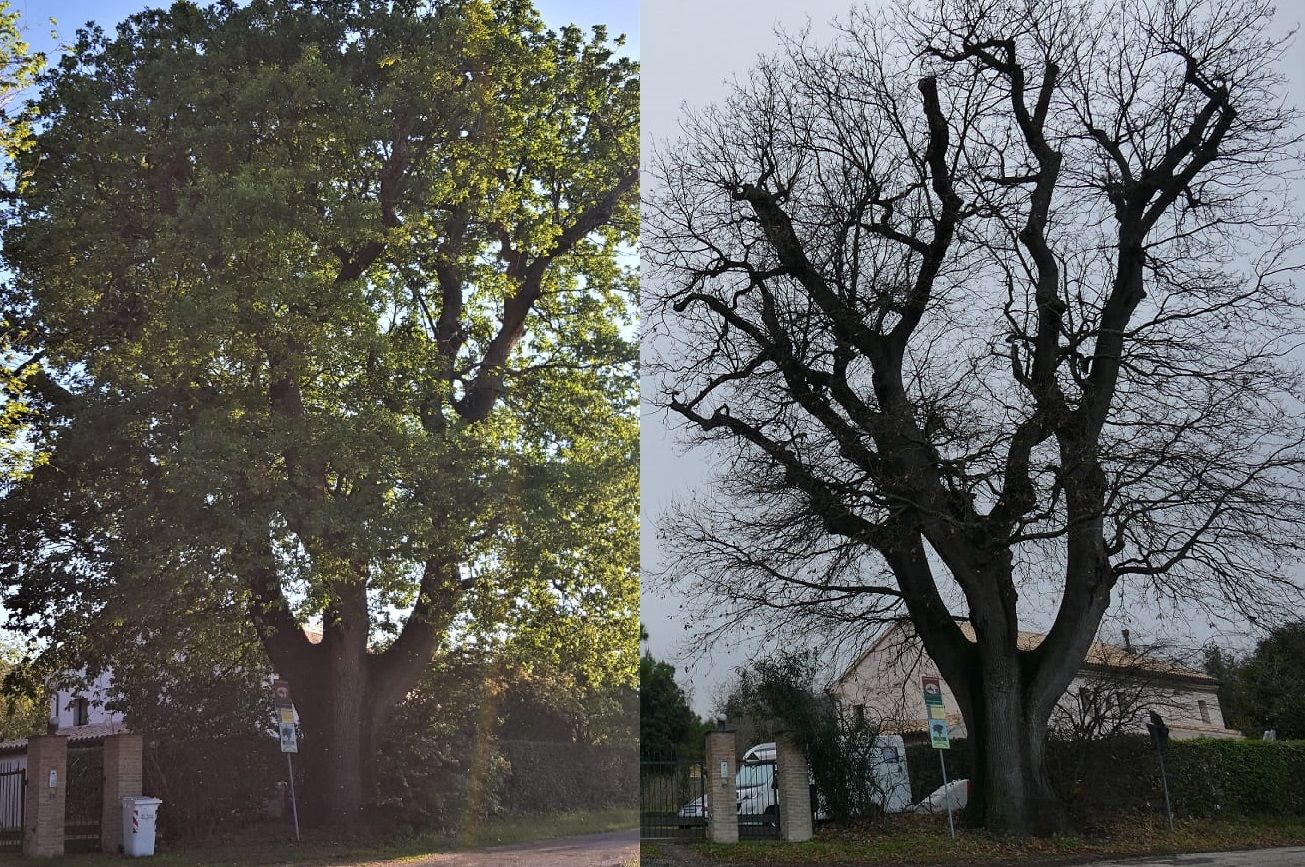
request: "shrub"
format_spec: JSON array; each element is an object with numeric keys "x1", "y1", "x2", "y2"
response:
[
  {"x1": 906, "y1": 735, "x2": 1305, "y2": 824},
  {"x1": 498, "y1": 739, "x2": 636, "y2": 813}
]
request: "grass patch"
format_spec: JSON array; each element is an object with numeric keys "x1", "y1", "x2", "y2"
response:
[
  {"x1": 0, "y1": 808, "x2": 636, "y2": 866},
  {"x1": 695, "y1": 814, "x2": 1305, "y2": 865}
]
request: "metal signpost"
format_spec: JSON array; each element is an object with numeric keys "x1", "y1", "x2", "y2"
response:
[
  {"x1": 273, "y1": 678, "x2": 301, "y2": 842},
  {"x1": 921, "y1": 675, "x2": 956, "y2": 838},
  {"x1": 1146, "y1": 710, "x2": 1174, "y2": 831}
]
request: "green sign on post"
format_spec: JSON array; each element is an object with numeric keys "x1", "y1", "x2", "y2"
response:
[
  {"x1": 921, "y1": 675, "x2": 950, "y2": 749},
  {"x1": 921, "y1": 674, "x2": 956, "y2": 838}
]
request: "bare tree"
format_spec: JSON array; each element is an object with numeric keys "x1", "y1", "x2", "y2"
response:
[
  {"x1": 645, "y1": 0, "x2": 1305, "y2": 835},
  {"x1": 1048, "y1": 640, "x2": 1202, "y2": 744}
]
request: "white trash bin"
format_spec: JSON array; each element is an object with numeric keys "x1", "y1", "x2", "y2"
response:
[{"x1": 121, "y1": 796, "x2": 163, "y2": 856}]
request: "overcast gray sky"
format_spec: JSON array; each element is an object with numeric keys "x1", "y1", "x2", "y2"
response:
[
  {"x1": 640, "y1": 0, "x2": 1305, "y2": 716},
  {"x1": 640, "y1": 0, "x2": 858, "y2": 715}
]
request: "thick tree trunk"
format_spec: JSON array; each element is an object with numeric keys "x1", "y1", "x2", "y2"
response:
[
  {"x1": 275, "y1": 656, "x2": 383, "y2": 827},
  {"x1": 902, "y1": 547, "x2": 1109, "y2": 836},
  {"x1": 962, "y1": 660, "x2": 1067, "y2": 835},
  {"x1": 253, "y1": 567, "x2": 450, "y2": 829}
]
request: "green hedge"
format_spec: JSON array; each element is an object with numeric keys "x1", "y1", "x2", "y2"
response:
[
  {"x1": 498, "y1": 739, "x2": 636, "y2": 813},
  {"x1": 1168, "y1": 738, "x2": 1305, "y2": 817},
  {"x1": 905, "y1": 736, "x2": 1305, "y2": 822}
]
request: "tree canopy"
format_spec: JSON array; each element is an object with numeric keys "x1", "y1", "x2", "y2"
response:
[
  {"x1": 647, "y1": 0, "x2": 1303, "y2": 834},
  {"x1": 639, "y1": 628, "x2": 705, "y2": 758},
  {"x1": 0, "y1": 0, "x2": 42, "y2": 476},
  {"x1": 1208, "y1": 622, "x2": 1305, "y2": 740},
  {"x1": 0, "y1": 0, "x2": 637, "y2": 823}
]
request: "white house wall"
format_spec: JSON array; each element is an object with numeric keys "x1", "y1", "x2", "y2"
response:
[
  {"x1": 50, "y1": 670, "x2": 123, "y2": 729},
  {"x1": 835, "y1": 626, "x2": 1239, "y2": 740}
]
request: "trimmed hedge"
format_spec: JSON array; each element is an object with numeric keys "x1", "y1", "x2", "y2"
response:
[
  {"x1": 1168, "y1": 738, "x2": 1305, "y2": 817},
  {"x1": 497, "y1": 739, "x2": 636, "y2": 813},
  {"x1": 905, "y1": 736, "x2": 1305, "y2": 822}
]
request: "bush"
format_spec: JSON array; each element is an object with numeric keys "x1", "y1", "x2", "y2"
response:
[
  {"x1": 498, "y1": 739, "x2": 636, "y2": 813},
  {"x1": 905, "y1": 736, "x2": 1305, "y2": 824},
  {"x1": 144, "y1": 731, "x2": 285, "y2": 841},
  {"x1": 722, "y1": 650, "x2": 888, "y2": 823},
  {"x1": 1168, "y1": 738, "x2": 1305, "y2": 817},
  {"x1": 373, "y1": 655, "x2": 506, "y2": 833}
]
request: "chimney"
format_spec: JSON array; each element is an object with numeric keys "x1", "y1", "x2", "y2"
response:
[{"x1": 1122, "y1": 628, "x2": 1132, "y2": 652}]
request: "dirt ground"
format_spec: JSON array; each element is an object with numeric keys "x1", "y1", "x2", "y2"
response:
[
  {"x1": 637, "y1": 842, "x2": 1305, "y2": 867},
  {"x1": 355, "y1": 829, "x2": 639, "y2": 867}
]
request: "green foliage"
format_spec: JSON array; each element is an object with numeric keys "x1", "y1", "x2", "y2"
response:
[
  {"x1": 1168, "y1": 738, "x2": 1305, "y2": 818},
  {"x1": 497, "y1": 739, "x2": 636, "y2": 814},
  {"x1": 0, "y1": 0, "x2": 40, "y2": 163},
  {"x1": 0, "y1": 0, "x2": 637, "y2": 716},
  {"x1": 375, "y1": 650, "x2": 634, "y2": 832},
  {"x1": 722, "y1": 650, "x2": 884, "y2": 823},
  {"x1": 639, "y1": 638, "x2": 704, "y2": 759},
  {"x1": 913, "y1": 735, "x2": 1305, "y2": 825},
  {"x1": 0, "y1": 0, "x2": 42, "y2": 481},
  {"x1": 0, "y1": 631, "x2": 46, "y2": 741},
  {"x1": 373, "y1": 652, "x2": 506, "y2": 832},
  {"x1": 92, "y1": 617, "x2": 285, "y2": 840},
  {"x1": 1206, "y1": 623, "x2": 1305, "y2": 739}
]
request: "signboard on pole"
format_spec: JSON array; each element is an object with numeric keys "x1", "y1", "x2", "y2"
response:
[
  {"x1": 273, "y1": 679, "x2": 293, "y2": 710},
  {"x1": 921, "y1": 674, "x2": 956, "y2": 838},
  {"x1": 272, "y1": 675, "x2": 302, "y2": 841},
  {"x1": 921, "y1": 675, "x2": 950, "y2": 749}
]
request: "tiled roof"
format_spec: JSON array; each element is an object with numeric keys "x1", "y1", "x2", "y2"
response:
[
  {"x1": 0, "y1": 721, "x2": 130, "y2": 754},
  {"x1": 838, "y1": 620, "x2": 1216, "y2": 686},
  {"x1": 952, "y1": 622, "x2": 1216, "y2": 684}
]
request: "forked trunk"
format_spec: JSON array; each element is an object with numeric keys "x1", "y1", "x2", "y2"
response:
[
  {"x1": 255, "y1": 565, "x2": 444, "y2": 830},
  {"x1": 962, "y1": 662, "x2": 1067, "y2": 835}
]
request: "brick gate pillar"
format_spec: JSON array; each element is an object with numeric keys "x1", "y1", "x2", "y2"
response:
[
  {"x1": 101, "y1": 733, "x2": 143, "y2": 853},
  {"x1": 23, "y1": 735, "x2": 67, "y2": 857},
  {"x1": 705, "y1": 728, "x2": 738, "y2": 844},
  {"x1": 775, "y1": 734, "x2": 813, "y2": 842}
]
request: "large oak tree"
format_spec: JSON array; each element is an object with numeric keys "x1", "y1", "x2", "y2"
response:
[
  {"x1": 0, "y1": 0, "x2": 637, "y2": 826},
  {"x1": 647, "y1": 0, "x2": 1304, "y2": 834}
]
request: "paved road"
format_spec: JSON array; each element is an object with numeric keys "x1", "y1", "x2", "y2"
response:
[
  {"x1": 1073, "y1": 847, "x2": 1305, "y2": 866},
  {"x1": 358, "y1": 829, "x2": 639, "y2": 867},
  {"x1": 640, "y1": 842, "x2": 1305, "y2": 867}
]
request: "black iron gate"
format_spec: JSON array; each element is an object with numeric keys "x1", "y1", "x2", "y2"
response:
[
  {"x1": 735, "y1": 758, "x2": 780, "y2": 838},
  {"x1": 65, "y1": 744, "x2": 103, "y2": 852},
  {"x1": 639, "y1": 754, "x2": 706, "y2": 840},
  {"x1": 0, "y1": 767, "x2": 23, "y2": 851}
]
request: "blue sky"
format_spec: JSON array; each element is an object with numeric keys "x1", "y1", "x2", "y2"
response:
[{"x1": 15, "y1": 0, "x2": 637, "y2": 60}]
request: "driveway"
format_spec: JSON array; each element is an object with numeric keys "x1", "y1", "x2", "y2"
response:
[
  {"x1": 358, "y1": 829, "x2": 639, "y2": 867},
  {"x1": 638, "y1": 842, "x2": 1305, "y2": 867},
  {"x1": 1072, "y1": 848, "x2": 1305, "y2": 866}
]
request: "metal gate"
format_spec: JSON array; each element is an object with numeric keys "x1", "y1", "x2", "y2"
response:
[
  {"x1": 639, "y1": 754, "x2": 706, "y2": 840},
  {"x1": 0, "y1": 767, "x2": 23, "y2": 851},
  {"x1": 65, "y1": 744, "x2": 103, "y2": 852},
  {"x1": 736, "y1": 758, "x2": 780, "y2": 838}
]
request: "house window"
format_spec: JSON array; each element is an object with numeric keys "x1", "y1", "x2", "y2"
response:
[
  {"x1": 73, "y1": 697, "x2": 89, "y2": 727},
  {"x1": 1198, "y1": 699, "x2": 1210, "y2": 724}
]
